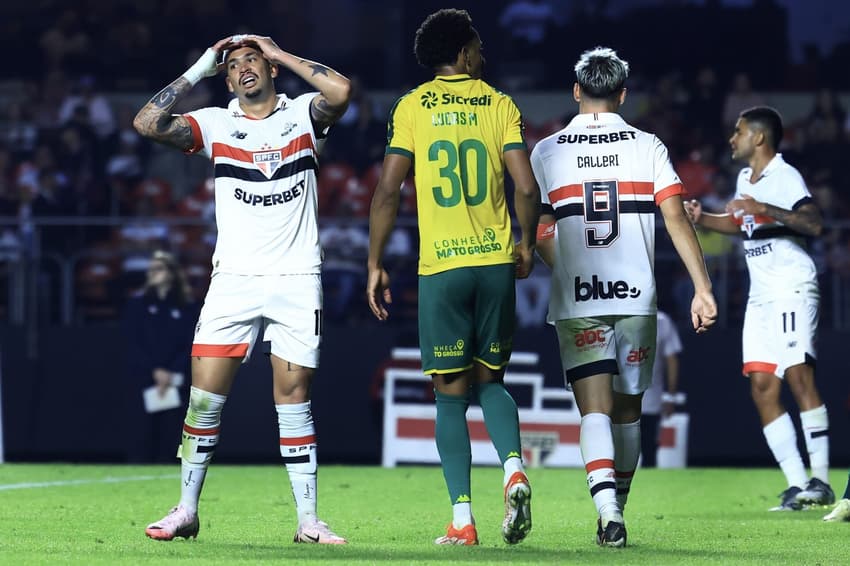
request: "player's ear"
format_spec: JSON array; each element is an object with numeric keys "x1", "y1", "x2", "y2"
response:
[
  {"x1": 573, "y1": 83, "x2": 581, "y2": 103},
  {"x1": 269, "y1": 62, "x2": 278, "y2": 79},
  {"x1": 618, "y1": 88, "x2": 627, "y2": 105},
  {"x1": 460, "y1": 46, "x2": 471, "y2": 70},
  {"x1": 225, "y1": 76, "x2": 235, "y2": 93}
]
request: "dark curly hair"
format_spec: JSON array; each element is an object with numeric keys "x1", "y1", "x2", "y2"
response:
[{"x1": 414, "y1": 9, "x2": 478, "y2": 70}]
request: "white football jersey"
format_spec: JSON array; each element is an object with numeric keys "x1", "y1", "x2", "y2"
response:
[
  {"x1": 184, "y1": 93, "x2": 323, "y2": 275},
  {"x1": 733, "y1": 153, "x2": 818, "y2": 302},
  {"x1": 530, "y1": 112, "x2": 684, "y2": 320}
]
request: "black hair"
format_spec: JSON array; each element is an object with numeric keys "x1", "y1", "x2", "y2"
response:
[
  {"x1": 414, "y1": 9, "x2": 477, "y2": 70},
  {"x1": 739, "y1": 106, "x2": 784, "y2": 151}
]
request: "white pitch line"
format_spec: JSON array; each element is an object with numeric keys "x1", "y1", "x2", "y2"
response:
[{"x1": 0, "y1": 474, "x2": 178, "y2": 491}]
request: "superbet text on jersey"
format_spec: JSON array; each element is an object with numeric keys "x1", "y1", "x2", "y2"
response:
[
  {"x1": 531, "y1": 112, "x2": 683, "y2": 320},
  {"x1": 183, "y1": 93, "x2": 324, "y2": 276}
]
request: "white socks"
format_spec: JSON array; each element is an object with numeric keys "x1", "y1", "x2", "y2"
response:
[
  {"x1": 763, "y1": 413, "x2": 808, "y2": 488},
  {"x1": 277, "y1": 402, "x2": 318, "y2": 524}
]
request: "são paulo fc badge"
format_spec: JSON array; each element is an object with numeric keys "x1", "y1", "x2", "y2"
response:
[
  {"x1": 741, "y1": 214, "x2": 756, "y2": 237},
  {"x1": 254, "y1": 148, "x2": 283, "y2": 179}
]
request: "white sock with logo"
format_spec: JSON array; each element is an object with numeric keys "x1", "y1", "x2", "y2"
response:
[
  {"x1": 277, "y1": 402, "x2": 318, "y2": 525},
  {"x1": 763, "y1": 413, "x2": 808, "y2": 488}
]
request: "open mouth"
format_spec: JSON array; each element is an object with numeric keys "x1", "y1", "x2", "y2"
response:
[{"x1": 240, "y1": 74, "x2": 257, "y2": 87}]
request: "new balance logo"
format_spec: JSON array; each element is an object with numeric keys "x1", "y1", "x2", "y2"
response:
[
  {"x1": 574, "y1": 275, "x2": 641, "y2": 302},
  {"x1": 231, "y1": 130, "x2": 247, "y2": 139}
]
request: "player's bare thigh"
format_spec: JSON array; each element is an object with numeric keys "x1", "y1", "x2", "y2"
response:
[
  {"x1": 271, "y1": 354, "x2": 315, "y2": 404},
  {"x1": 784, "y1": 362, "x2": 822, "y2": 411},
  {"x1": 191, "y1": 356, "x2": 243, "y2": 396}
]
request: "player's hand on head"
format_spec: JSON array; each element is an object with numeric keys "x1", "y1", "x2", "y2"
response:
[
  {"x1": 366, "y1": 267, "x2": 392, "y2": 321},
  {"x1": 232, "y1": 34, "x2": 282, "y2": 60}
]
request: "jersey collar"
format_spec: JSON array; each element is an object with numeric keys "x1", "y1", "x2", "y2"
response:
[
  {"x1": 567, "y1": 112, "x2": 627, "y2": 127},
  {"x1": 758, "y1": 153, "x2": 785, "y2": 178},
  {"x1": 227, "y1": 94, "x2": 291, "y2": 119},
  {"x1": 435, "y1": 73, "x2": 472, "y2": 83}
]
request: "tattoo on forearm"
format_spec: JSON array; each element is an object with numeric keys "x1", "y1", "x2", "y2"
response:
[
  {"x1": 764, "y1": 203, "x2": 822, "y2": 236},
  {"x1": 311, "y1": 98, "x2": 345, "y2": 128},
  {"x1": 301, "y1": 60, "x2": 329, "y2": 77},
  {"x1": 136, "y1": 78, "x2": 195, "y2": 150}
]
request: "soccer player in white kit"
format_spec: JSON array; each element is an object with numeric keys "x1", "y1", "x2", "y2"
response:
[
  {"x1": 686, "y1": 106, "x2": 834, "y2": 512},
  {"x1": 531, "y1": 47, "x2": 717, "y2": 547},
  {"x1": 133, "y1": 34, "x2": 351, "y2": 543}
]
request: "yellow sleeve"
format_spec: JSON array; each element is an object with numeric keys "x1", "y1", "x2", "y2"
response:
[
  {"x1": 385, "y1": 93, "x2": 414, "y2": 159},
  {"x1": 501, "y1": 96, "x2": 527, "y2": 153}
]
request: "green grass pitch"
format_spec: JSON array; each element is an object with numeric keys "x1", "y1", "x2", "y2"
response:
[{"x1": 0, "y1": 464, "x2": 844, "y2": 564}]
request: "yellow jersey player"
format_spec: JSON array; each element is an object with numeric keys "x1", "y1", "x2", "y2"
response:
[{"x1": 366, "y1": 8, "x2": 540, "y2": 546}]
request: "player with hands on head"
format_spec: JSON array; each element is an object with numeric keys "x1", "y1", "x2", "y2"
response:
[
  {"x1": 367, "y1": 8, "x2": 540, "y2": 546},
  {"x1": 134, "y1": 33, "x2": 351, "y2": 544},
  {"x1": 684, "y1": 106, "x2": 833, "y2": 512},
  {"x1": 531, "y1": 46, "x2": 716, "y2": 548}
]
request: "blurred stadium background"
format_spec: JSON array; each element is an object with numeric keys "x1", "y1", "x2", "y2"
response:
[{"x1": 0, "y1": 0, "x2": 849, "y2": 466}]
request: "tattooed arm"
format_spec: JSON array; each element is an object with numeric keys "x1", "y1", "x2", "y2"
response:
[
  {"x1": 238, "y1": 34, "x2": 352, "y2": 131},
  {"x1": 133, "y1": 38, "x2": 232, "y2": 151},
  {"x1": 726, "y1": 195, "x2": 823, "y2": 237},
  {"x1": 132, "y1": 78, "x2": 196, "y2": 151}
]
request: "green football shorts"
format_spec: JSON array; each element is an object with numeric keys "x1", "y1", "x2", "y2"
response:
[{"x1": 418, "y1": 263, "x2": 515, "y2": 374}]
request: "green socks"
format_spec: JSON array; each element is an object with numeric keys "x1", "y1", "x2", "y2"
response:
[
  {"x1": 476, "y1": 382, "x2": 522, "y2": 463},
  {"x1": 435, "y1": 390, "x2": 472, "y2": 505}
]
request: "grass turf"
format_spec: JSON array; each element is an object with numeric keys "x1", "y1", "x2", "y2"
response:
[{"x1": 0, "y1": 464, "x2": 845, "y2": 564}]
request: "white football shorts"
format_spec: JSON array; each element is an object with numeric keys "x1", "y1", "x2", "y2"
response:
[
  {"x1": 554, "y1": 314, "x2": 657, "y2": 395},
  {"x1": 742, "y1": 291, "x2": 818, "y2": 378},
  {"x1": 192, "y1": 273, "x2": 323, "y2": 368}
]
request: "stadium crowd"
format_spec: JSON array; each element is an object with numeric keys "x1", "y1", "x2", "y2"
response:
[{"x1": 0, "y1": 0, "x2": 849, "y2": 326}]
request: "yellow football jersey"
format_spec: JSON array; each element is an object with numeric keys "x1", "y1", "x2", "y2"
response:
[{"x1": 386, "y1": 74, "x2": 526, "y2": 275}]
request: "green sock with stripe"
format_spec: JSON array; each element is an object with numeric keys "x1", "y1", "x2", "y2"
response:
[
  {"x1": 435, "y1": 390, "x2": 472, "y2": 505},
  {"x1": 476, "y1": 382, "x2": 522, "y2": 463}
]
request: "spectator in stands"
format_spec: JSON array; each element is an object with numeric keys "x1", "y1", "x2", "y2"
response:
[
  {"x1": 2, "y1": 101, "x2": 39, "y2": 159},
  {"x1": 58, "y1": 75, "x2": 117, "y2": 141},
  {"x1": 722, "y1": 72, "x2": 765, "y2": 130},
  {"x1": 323, "y1": 77, "x2": 386, "y2": 173},
  {"x1": 640, "y1": 310, "x2": 683, "y2": 467},
  {"x1": 39, "y1": 10, "x2": 93, "y2": 74},
  {"x1": 319, "y1": 222, "x2": 369, "y2": 322},
  {"x1": 122, "y1": 250, "x2": 197, "y2": 463},
  {"x1": 683, "y1": 66, "x2": 724, "y2": 145},
  {"x1": 676, "y1": 144, "x2": 718, "y2": 202}
]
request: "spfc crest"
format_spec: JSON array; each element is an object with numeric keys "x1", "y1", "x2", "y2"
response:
[
  {"x1": 254, "y1": 149, "x2": 283, "y2": 179},
  {"x1": 741, "y1": 214, "x2": 756, "y2": 237}
]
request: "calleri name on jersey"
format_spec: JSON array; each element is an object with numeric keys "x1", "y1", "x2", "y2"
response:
[
  {"x1": 184, "y1": 93, "x2": 324, "y2": 276},
  {"x1": 531, "y1": 112, "x2": 684, "y2": 320}
]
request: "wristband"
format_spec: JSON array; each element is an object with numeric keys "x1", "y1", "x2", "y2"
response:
[
  {"x1": 661, "y1": 391, "x2": 686, "y2": 405},
  {"x1": 181, "y1": 48, "x2": 218, "y2": 86}
]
